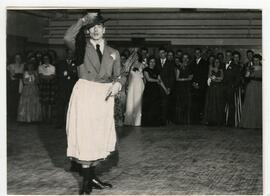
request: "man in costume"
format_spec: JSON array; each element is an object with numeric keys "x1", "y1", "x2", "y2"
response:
[{"x1": 64, "y1": 11, "x2": 126, "y2": 194}]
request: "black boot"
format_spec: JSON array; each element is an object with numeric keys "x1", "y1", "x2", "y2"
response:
[
  {"x1": 79, "y1": 168, "x2": 92, "y2": 195},
  {"x1": 90, "y1": 166, "x2": 113, "y2": 189}
]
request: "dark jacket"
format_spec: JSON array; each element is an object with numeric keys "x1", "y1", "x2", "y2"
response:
[{"x1": 155, "y1": 58, "x2": 175, "y2": 89}]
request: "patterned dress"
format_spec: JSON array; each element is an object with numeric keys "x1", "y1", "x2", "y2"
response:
[{"x1": 17, "y1": 71, "x2": 42, "y2": 122}]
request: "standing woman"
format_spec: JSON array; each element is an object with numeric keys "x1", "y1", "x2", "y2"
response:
[
  {"x1": 141, "y1": 56, "x2": 164, "y2": 126},
  {"x1": 7, "y1": 53, "x2": 24, "y2": 121},
  {"x1": 173, "y1": 53, "x2": 193, "y2": 124},
  {"x1": 17, "y1": 61, "x2": 42, "y2": 122},
  {"x1": 64, "y1": 12, "x2": 126, "y2": 194},
  {"x1": 240, "y1": 54, "x2": 262, "y2": 129},
  {"x1": 204, "y1": 58, "x2": 224, "y2": 125},
  {"x1": 124, "y1": 51, "x2": 145, "y2": 126},
  {"x1": 38, "y1": 54, "x2": 57, "y2": 123}
]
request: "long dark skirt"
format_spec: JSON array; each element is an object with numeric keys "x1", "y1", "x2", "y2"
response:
[
  {"x1": 204, "y1": 82, "x2": 224, "y2": 125},
  {"x1": 173, "y1": 81, "x2": 191, "y2": 124},
  {"x1": 7, "y1": 78, "x2": 20, "y2": 121},
  {"x1": 141, "y1": 83, "x2": 162, "y2": 126}
]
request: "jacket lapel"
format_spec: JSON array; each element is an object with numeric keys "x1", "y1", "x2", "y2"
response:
[
  {"x1": 86, "y1": 40, "x2": 101, "y2": 73},
  {"x1": 98, "y1": 45, "x2": 113, "y2": 77}
]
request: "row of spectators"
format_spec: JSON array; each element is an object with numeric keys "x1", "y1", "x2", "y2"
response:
[{"x1": 6, "y1": 47, "x2": 262, "y2": 129}]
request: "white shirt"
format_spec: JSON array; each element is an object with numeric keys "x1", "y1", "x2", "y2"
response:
[
  {"x1": 225, "y1": 60, "x2": 232, "y2": 70},
  {"x1": 90, "y1": 39, "x2": 105, "y2": 54},
  {"x1": 38, "y1": 64, "x2": 55, "y2": 76},
  {"x1": 196, "y1": 57, "x2": 202, "y2": 64},
  {"x1": 161, "y1": 58, "x2": 166, "y2": 67}
]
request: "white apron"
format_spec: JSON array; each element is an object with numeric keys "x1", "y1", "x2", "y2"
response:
[{"x1": 66, "y1": 79, "x2": 116, "y2": 162}]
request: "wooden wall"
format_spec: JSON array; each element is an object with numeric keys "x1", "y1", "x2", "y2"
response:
[
  {"x1": 46, "y1": 9, "x2": 262, "y2": 47},
  {"x1": 6, "y1": 9, "x2": 262, "y2": 60}
]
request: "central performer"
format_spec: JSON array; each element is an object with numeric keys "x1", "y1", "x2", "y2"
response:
[{"x1": 64, "y1": 11, "x2": 126, "y2": 194}]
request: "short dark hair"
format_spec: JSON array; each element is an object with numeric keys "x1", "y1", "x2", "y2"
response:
[
  {"x1": 225, "y1": 50, "x2": 232, "y2": 54},
  {"x1": 159, "y1": 47, "x2": 167, "y2": 52},
  {"x1": 195, "y1": 48, "x2": 202, "y2": 52},
  {"x1": 167, "y1": 50, "x2": 175, "y2": 55},
  {"x1": 253, "y1": 53, "x2": 262, "y2": 60},
  {"x1": 148, "y1": 55, "x2": 156, "y2": 62},
  {"x1": 141, "y1": 47, "x2": 148, "y2": 52},
  {"x1": 246, "y1": 49, "x2": 254, "y2": 54},
  {"x1": 232, "y1": 51, "x2": 241, "y2": 59}
]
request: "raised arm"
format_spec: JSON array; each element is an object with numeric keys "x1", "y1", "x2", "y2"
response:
[{"x1": 63, "y1": 19, "x2": 84, "y2": 51}]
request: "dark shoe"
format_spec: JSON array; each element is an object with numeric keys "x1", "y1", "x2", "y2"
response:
[
  {"x1": 93, "y1": 177, "x2": 112, "y2": 188},
  {"x1": 90, "y1": 179, "x2": 104, "y2": 190}
]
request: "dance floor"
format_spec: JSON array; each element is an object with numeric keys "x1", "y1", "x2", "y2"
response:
[{"x1": 7, "y1": 122, "x2": 262, "y2": 195}]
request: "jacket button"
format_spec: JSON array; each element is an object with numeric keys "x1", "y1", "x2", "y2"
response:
[{"x1": 88, "y1": 71, "x2": 90, "y2": 73}]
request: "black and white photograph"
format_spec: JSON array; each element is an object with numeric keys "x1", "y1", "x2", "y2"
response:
[{"x1": 1, "y1": 0, "x2": 269, "y2": 195}]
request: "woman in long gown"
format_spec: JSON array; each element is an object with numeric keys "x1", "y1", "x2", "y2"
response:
[
  {"x1": 240, "y1": 54, "x2": 262, "y2": 129},
  {"x1": 141, "y1": 56, "x2": 164, "y2": 126},
  {"x1": 17, "y1": 61, "x2": 42, "y2": 122},
  {"x1": 124, "y1": 53, "x2": 145, "y2": 126},
  {"x1": 204, "y1": 58, "x2": 224, "y2": 125},
  {"x1": 7, "y1": 53, "x2": 24, "y2": 121},
  {"x1": 173, "y1": 53, "x2": 193, "y2": 124}
]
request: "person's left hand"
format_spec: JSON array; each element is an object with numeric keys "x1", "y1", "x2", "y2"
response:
[{"x1": 106, "y1": 82, "x2": 122, "y2": 98}]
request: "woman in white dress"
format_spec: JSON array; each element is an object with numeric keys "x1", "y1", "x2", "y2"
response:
[{"x1": 124, "y1": 53, "x2": 145, "y2": 126}]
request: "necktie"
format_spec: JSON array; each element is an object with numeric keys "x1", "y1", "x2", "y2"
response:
[{"x1": 96, "y1": 44, "x2": 103, "y2": 63}]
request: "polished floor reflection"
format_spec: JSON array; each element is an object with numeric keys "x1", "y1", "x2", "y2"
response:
[{"x1": 7, "y1": 122, "x2": 262, "y2": 195}]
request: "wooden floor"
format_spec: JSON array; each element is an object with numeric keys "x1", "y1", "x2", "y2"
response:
[{"x1": 7, "y1": 122, "x2": 262, "y2": 195}]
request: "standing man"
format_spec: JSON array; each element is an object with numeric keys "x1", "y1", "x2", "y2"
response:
[
  {"x1": 64, "y1": 12, "x2": 126, "y2": 194},
  {"x1": 223, "y1": 50, "x2": 241, "y2": 127},
  {"x1": 155, "y1": 47, "x2": 175, "y2": 125},
  {"x1": 190, "y1": 48, "x2": 209, "y2": 124},
  {"x1": 55, "y1": 48, "x2": 78, "y2": 129}
]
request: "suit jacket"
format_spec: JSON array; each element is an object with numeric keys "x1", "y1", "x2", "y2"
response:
[
  {"x1": 190, "y1": 58, "x2": 209, "y2": 90},
  {"x1": 222, "y1": 61, "x2": 241, "y2": 88},
  {"x1": 63, "y1": 19, "x2": 126, "y2": 86},
  {"x1": 155, "y1": 58, "x2": 175, "y2": 89},
  {"x1": 56, "y1": 59, "x2": 78, "y2": 88}
]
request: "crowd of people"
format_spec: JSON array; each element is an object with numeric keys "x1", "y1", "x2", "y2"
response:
[
  {"x1": 7, "y1": 47, "x2": 262, "y2": 129},
  {"x1": 116, "y1": 47, "x2": 262, "y2": 129}
]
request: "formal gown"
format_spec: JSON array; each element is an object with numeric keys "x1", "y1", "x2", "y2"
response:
[
  {"x1": 173, "y1": 65, "x2": 192, "y2": 124},
  {"x1": 141, "y1": 67, "x2": 162, "y2": 126},
  {"x1": 17, "y1": 71, "x2": 42, "y2": 122},
  {"x1": 203, "y1": 69, "x2": 224, "y2": 125},
  {"x1": 240, "y1": 66, "x2": 262, "y2": 128},
  {"x1": 7, "y1": 63, "x2": 24, "y2": 121},
  {"x1": 124, "y1": 63, "x2": 145, "y2": 126}
]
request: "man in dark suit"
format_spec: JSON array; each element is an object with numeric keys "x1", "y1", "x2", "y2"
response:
[
  {"x1": 190, "y1": 48, "x2": 209, "y2": 123},
  {"x1": 55, "y1": 48, "x2": 78, "y2": 128},
  {"x1": 223, "y1": 50, "x2": 241, "y2": 127},
  {"x1": 155, "y1": 47, "x2": 175, "y2": 125}
]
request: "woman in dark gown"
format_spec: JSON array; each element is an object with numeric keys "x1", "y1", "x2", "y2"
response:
[
  {"x1": 141, "y1": 56, "x2": 165, "y2": 126},
  {"x1": 240, "y1": 54, "x2": 262, "y2": 129},
  {"x1": 173, "y1": 53, "x2": 193, "y2": 124},
  {"x1": 7, "y1": 53, "x2": 24, "y2": 121},
  {"x1": 204, "y1": 58, "x2": 224, "y2": 125}
]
